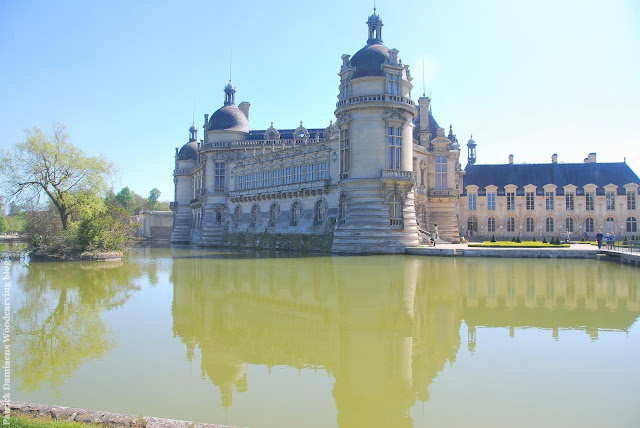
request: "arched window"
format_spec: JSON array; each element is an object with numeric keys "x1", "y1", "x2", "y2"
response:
[
  {"x1": 565, "y1": 217, "x2": 574, "y2": 233},
  {"x1": 290, "y1": 201, "x2": 302, "y2": 226},
  {"x1": 545, "y1": 217, "x2": 554, "y2": 233},
  {"x1": 467, "y1": 216, "x2": 478, "y2": 232},
  {"x1": 389, "y1": 193, "x2": 403, "y2": 227},
  {"x1": 314, "y1": 198, "x2": 327, "y2": 226},
  {"x1": 269, "y1": 203, "x2": 279, "y2": 227},
  {"x1": 487, "y1": 217, "x2": 496, "y2": 232},
  {"x1": 507, "y1": 217, "x2": 515, "y2": 232},
  {"x1": 250, "y1": 204, "x2": 260, "y2": 227},
  {"x1": 627, "y1": 217, "x2": 638, "y2": 233},
  {"x1": 585, "y1": 217, "x2": 594, "y2": 234},
  {"x1": 338, "y1": 194, "x2": 347, "y2": 225},
  {"x1": 605, "y1": 217, "x2": 615, "y2": 234},
  {"x1": 525, "y1": 217, "x2": 535, "y2": 233},
  {"x1": 233, "y1": 205, "x2": 242, "y2": 228}
]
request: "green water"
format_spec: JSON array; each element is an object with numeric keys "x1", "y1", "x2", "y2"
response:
[{"x1": 8, "y1": 247, "x2": 640, "y2": 427}]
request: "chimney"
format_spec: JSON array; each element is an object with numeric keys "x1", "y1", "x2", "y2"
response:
[
  {"x1": 238, "y1": 102, "x2": 251, "y2": 120},
  {"x1": 204, "y1": 113, "x2": 209, "y2": 128},
  {"x1": 551, "y1": 154, "x2": 558, "y2": 164},
  {"x1": 587, "y1": 152, "x2": 597, "y2": 163},
  {"x1": 508, "y1": 154, "x2": 514, "y2": 164}
]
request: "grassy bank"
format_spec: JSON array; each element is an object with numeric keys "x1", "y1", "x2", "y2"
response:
[{"x1": 9, "y1": 415, "x2": 100, "y2": 428}]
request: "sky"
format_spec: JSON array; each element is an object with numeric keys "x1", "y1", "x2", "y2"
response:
[{"x1": 1, "y1": 0, "x2": 639, "y2": 201}]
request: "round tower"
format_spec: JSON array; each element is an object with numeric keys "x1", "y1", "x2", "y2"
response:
[{"x1": 332, "y1": 10, "x2": 419, "y2": 253}]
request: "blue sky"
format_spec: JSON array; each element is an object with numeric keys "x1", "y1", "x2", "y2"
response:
[{"x1": 1, "y1": 0, "x2": 639, "y2": 201}]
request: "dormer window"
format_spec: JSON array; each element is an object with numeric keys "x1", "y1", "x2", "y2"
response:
[{"x1": 387, "y1": 74, "x2": 400, "y2": 95}]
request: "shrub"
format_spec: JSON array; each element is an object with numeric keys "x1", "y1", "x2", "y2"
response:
[
  {"x1": 516, "y1": 236, "x2": 521, "y2": 243},
  {"x1": 543, "y1": 237, "x2": 547, "y2": 244},
  {"x1": 490, "y1": 234, "x2": 496, "y2": 243},
  {"x1": 532, "y1": 236, "x2": 537, "y2": 242}
]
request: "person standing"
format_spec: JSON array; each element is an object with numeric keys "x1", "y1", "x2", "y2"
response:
[
  {"x1": 610, "y1": 231, "x2": 616, "y2": 250},
  {"x1": 596, "y1": 230, "x2": 604, "y2": 249}
]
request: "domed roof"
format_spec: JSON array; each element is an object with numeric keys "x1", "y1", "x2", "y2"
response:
[
  {"x1": 350, "y1": 43, "x2": 390, "y2": 78},
  {"x1": 189, "y1": 124, "x2": 197, "y2": 133},
  {"x1": 208, "y1": 105, "x2": 249, "y2": 133},
  {"x1": 467, "y1": 135, "x2": 476, "y2": 146},
  {"x1": 177, "y1": 140, "x2": 197, "y2": 161}
]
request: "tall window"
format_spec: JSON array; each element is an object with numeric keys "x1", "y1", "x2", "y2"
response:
[
  {"x1": 389, "y1": 194, "x2": 403, "y2": 227},
  {"x1": 487, "y1": 217, "x2": 496, "y2": 232},
  {"x1": 628, "y1": 191, "x2": 637, "y2": 210},
  {"x1": 236, "y1": 175, "x2": 244, "y2": 190},
  {"x1": 388, "y1": 127, "x2": 402, "y2": 170},
  {"x1": 306, "y1": 164, "x2": 315, "y2": 182},
  {"x1": 487, "y1": 193, "x2": 496, "y2": 211},
  {"x1": 545, "y1": 191, "x2": 555, "y2": 210},
  {"x1": 585, "y1": 218, "x2": 594, "y2": 234},
  {"x1": 314, "y1": 199, "x2": 326, "y2": 226},
  {"x1": 605, "y1": 217, "x2": 615, "y2": 234},
  {"x1": 233, "y1": 205, "x2": 242, "y2": 228},
  {"x1": 269, "y1": 203, "x2": 279, "y2": 227},
  {"x1": 467, "y1": 217, "x2": 478, "y2": 232},
  {"x1": 244, "y1": 174, "x2": 252, "y2": 189},
  {"x1": 273, "y1": 169, "x2": 281, "y2": 186},
  {"x1": 506, "y1": 192, "x2": 515, "y2": 211},
  {"x1": 253, "y1": 172, "x2": 262, "y2": 189},
  {"x1": 546, "y1": 217, "x2": 554, "y2": 233},
  {"x1": 468, "y1": 193, "x2": 477, "y2": 211},
  {"x1": 586, "y1": 192, "x2": 595, "y2": 211},
  {"x1": 250, "y1": 205, "x2": 260, "y2": 227},
  {"x1": 627, "y1": 217, "x2": 638, "y2": 233},
  {"x1": 290, "y1": 202, "x2": 302, "y2": 226},
  {"x1": 565, "y1": 217, "x2": 574, "y2": 233},
  {"x1": 507, "y1": 217, "x2": 515, "y2": 232},
  {"x1": 214, "y1": 162, "x2": 225, "y2": 192},
  {"x1": 387, "y1": 74, "x2": 400, "y2": 95},
  {"x1": 293, "y1": 165, "x2": 303, "y2": 183},
  {"x1": 526, "y1": 217, "x2": 535, "y2": 233},
  {"x1": 263, "y1": 170, "x2": 271, "y2": 187},
  {"x1": 340, "y1": 128, "x2": 350, "y2": 179},
  {"x1": 283, "y1": 167, "x2": 292, "y2": 184},
  {"x1": 566, "y1": 192, "x2": 574, "y2": 211},
  {"x1": 435, "y1": 156, "x2": 448, "y2": 190},
  {"x1": 526, "y1": 192, "x2": 535, "y2": 210},
  {"x1": 317, "y1": 161, "x2": 328, "y2": 180},
  {"x1": 606, "y1": 191, "x2": 615, "y2": 210}
]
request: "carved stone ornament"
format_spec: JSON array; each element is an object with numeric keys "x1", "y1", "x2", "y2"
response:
[{"x1": 324, "y1": 120, "x2": 340, "y2": 140}]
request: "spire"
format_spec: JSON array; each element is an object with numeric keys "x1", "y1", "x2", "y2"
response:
[{"x1": 366, "y1": 7, "x2": 383, "y2": 45}]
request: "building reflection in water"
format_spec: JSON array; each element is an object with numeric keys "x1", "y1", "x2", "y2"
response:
[{"x1": 170, "y1": 251, "x2": 639, "y2": 427}]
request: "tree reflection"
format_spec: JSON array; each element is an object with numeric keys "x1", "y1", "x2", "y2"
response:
[{"x1": 14, "y1": 261, "x2": 142, "y2": 394}]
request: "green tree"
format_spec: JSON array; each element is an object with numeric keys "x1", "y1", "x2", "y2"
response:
[
  {"x1": 0, "y1": 124, "x2": 115, "y2": 230},
  {"x1": 115, "y1": 186, "x2": 133, "y2": 213},
  {"x1": 0, "y1": 215, "x2": 8, "y2": 234},
  {"x1": 148, "y1": 188, "x2": 161, "y2": 208}
]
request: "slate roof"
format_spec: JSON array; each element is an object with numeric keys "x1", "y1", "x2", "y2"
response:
[
  {"x1": 412, "y1": 109, "x2": 440, "y2": 141},
  {"x1": 177, "y1": 140, "x2": 198, "y2": 161},
  {"x1": 463, "y1": 162, "x2": 640, "y2": 196},
  {"x1": 350, "y1": 43, "x2": 390, "y2": 78},
  {"x1": 208, "y1": 105, "x2": 250, "y2": 133}
]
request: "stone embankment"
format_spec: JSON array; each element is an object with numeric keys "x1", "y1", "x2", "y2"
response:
[{"x1": 2, "y1": 401, "x2": 240, "y2": 428}]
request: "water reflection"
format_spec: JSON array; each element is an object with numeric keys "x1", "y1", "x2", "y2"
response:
[
  {"x1": 13, "y1": 261, "x2": 143, "y2": 394},
  {"x1": 169, "y1": 253, "x2": 639, "y2": 427}
]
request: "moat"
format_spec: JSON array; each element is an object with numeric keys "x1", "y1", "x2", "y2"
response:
[{"x1": 9, "y1": 247, "x2": 640, "y2": 427}]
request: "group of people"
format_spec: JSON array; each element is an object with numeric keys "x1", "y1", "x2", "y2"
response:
[{"x1": 595, "y1": 230, "x2": 616, "y2": 250}]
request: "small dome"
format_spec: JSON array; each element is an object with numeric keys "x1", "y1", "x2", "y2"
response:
[
  {"x1": 467, "y1": 135, "x2": 476, "y2": 146},
  {"x1": 368, "y1": 12, "x2": 380, "y2": 22},
  {"x1": 209, "y1": 105, "x2": 249, "y2": 132},
  {"x1": 350, "y1": 43, "x2": 390, "y2": 78},
  {"x1": 225, "y1": 82, "x2": 235, "y2": 91},
  {"x1": 189, "y1": 124, "x2": 197, "y2": 133},
  {"x1": 177, "y1": 140, "x2": 197, "y2": 161}
]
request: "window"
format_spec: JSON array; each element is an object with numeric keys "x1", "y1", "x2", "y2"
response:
[
  {"x1": 236, "y1": 175, "x2": 243, "y2": 190},
  {"x1": 627, "y1": 217, "x2": 638, "y2": 233},
  {"x1": 506, "y1": 192, "x2": 515, "y2": 211},
  {"x1": 290, "y1": 202, "x2": 302, "y2": 226},
  {"x1": 585, "y1": 218, "x2": 594, "y2": 234},
  {"x1": 263, "y1": 170, "x2": 271, "y2": 187},
  {"x1": 269, "y1": 203, "x2": 279, "y2": 227},
  {"x1": 233, "y1": 205, "x2": 242, "y2": 228},
  {"x1": 273, "y1": 169, "x2": 281, "y2": 186},
  {"x1": 214, "y1": 162, "x2": 226, "y2": 192},
  {"x1": 526, "y1": 192, "x2": 535, "y2": 210},
  {"x1": 468, "y1": 193, "x2": 477, "y2": 211},
  {"x1": 254, "y1": 172, "x2": 262, "y2": 189},
  {"x1": 340, "y1": 128, "x2": 350, "y2": 179},
  {"x1": 435, "y1": 156, "x2": 447, "y2": 190},
  {"x1": 545, "y1": 191, "x2": 555, "y2": 210},
  {"x1": 606, "y1": 191, "x2": 615, "y2": 210},
  {"x1": 387, "y1": 74, "x2": 400, "y2": 95},
  {"x1": 317, "y1": 161, "x2": 328, "y2": 180},
  {"x1": 245, "y1": 174, "x2": 252, "y2": 189},
  {"x1": 526, "y1": 217, "x2": 535, "y2": 233},
  {"x1": 293, "y1": 165, "x2": 303, "y2": 183},
  {"x1": 283, "y1": 167, "x2": 292, "y2": 184},
  {"x1": 467, "y1": 217, "x2": 478, "y2": 232},
  {"x1": 250, "y1": 205, "x2": 260, "y2": 227},
  {"x1": 306, "y1": 164, "x2": 315, "y2": 182},
  {"x1": 507, "y1": 217, "x2": 515, "y2": 233},
  {"x1": 487, "y1": 193, "x2": 496, "y2": 211},
  {"x1": 420, "y1": 165, "x2": 426, "y2": 186},
  {"x1": 487, "y1": 217, "x2": 496, "y2": 232},
  {"x1": 566, "y1": 192, "x2": 574, "y2": 211},
  {"x1": 628, "y1": 191, "x2": 637, "y2": 210},
  {"x1": 546, "y1": 217, "x2": 554, "y2": 233},
  {"x1": 389, "y1": 193, "x2": 403, "y2": 227},
  {"x1": 586, "y1": 192, "x2": 595, "y2": 211},
  {"x1": 565, "y1": 217, "x2": 574, "y2": 233},
  {"x1": 314, "y1": 199, "x2": 326, "y2": 226},
  {"x1": 605, "y1": 217, "x2": 615, "y2": 234},
  {"x1": 387, "y1": 127, "x2": 401, "y2": 170}
]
